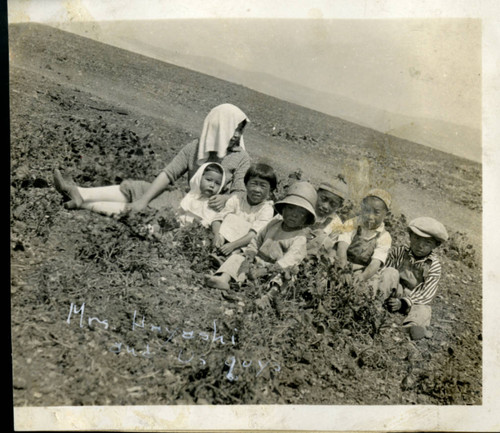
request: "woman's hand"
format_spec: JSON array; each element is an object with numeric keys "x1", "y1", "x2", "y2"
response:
[
  {"x1": 126, "y1": 198, "x2": 149, "y2": 213},
  {"x1": 208, "y1": 194, "x2": 229, "y2": 212}
]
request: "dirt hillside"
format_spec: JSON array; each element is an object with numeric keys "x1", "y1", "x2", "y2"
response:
[{"x1": 10, "y1": 23, "x2": 482, "y2": 406}]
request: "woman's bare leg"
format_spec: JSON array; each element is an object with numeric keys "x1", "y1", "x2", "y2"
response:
[
  {"x1": 54, "y1": 169, "x2": 128, "y2": 212},
  {"x1": 80, "y1": 201, "x2": 127, "y2": 216},
  {"x1": 78, "y1": 185, "x2": 128, "y2": 203}
]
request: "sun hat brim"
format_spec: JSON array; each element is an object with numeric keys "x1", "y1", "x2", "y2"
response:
[{"x1": 274, "y1": 195, "x2": 316, "y2": 225}]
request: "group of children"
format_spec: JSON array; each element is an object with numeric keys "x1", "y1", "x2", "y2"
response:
[
  {"x1": 146, "y1": 160, "x2": 448, "y2": 341},
  {"x1": 54, "y1": 131, "x2": 448, "y2": 342}
]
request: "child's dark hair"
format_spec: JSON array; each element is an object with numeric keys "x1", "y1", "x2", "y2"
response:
[
  {"x1": 203, "y1": 163, "x2": 224, "y2": 177},
  {"x1": 244, "y1": 163, "x2": 278, "y2": 191}
]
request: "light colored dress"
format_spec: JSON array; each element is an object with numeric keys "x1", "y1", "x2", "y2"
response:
[
  {"x1": 213, "y1": 192, "x2": 274, "y2": 242},
  {"x1": 176, "y1": 162, "x2": 226, "y2": 227}
]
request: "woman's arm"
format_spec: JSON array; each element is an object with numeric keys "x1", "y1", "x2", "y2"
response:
[
  {"x1": 162, "y1": 140, "x2": 197, "y2": 184},
  {"x1": 127, "y1": 171, "x2": 171, "y2": 212},
  {"x1": 128, "y1": 141, "x2": 196, "y2": 211},
  {"x1": 229, "y1": 153, "x2": 251, "y2": 194},
  {"x1": 208, "y1": 193, "x2": 231, "y2": 212}
]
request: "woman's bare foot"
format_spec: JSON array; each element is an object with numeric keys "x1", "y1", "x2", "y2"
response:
[{"x1": 53, "y1": 169, "x2": 83, "y2": 209}]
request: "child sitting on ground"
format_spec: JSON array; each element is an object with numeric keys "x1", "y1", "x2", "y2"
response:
[
  {"x1": 305, "y1": 180, "x2": 347, "y2": 257},
  {"x1": 335, "y1": 188, "x2": 392, "y2": 285},
  {"x1": 378, "y1": 216, "x2": 448, "y2": 340},
  {"x1": 211, "y1": 163, "x2": 277, "y2": 256},
  {"x1": 176, "y1": 162, "x2": 226, "y2": 227},
  {"x1": 205, "y1": 181, "x2": 317, "y2": 296}
]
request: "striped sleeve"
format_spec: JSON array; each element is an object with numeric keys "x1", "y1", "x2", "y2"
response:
[
  {"x1": 384, "y1": 246, "x2": 406, "y2": 269},
  {"x1": 401, "y1": 257, "x2": 442, "y2": 308}
]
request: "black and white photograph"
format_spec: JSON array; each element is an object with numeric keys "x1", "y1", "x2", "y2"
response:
[{"x1": 8, "y1": 0, "x2": 500, "y2": 431}]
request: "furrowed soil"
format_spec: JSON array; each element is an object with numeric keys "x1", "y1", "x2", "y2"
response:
[{"x1": 10, "y1": 23, "x2": 482, "y2": 406}]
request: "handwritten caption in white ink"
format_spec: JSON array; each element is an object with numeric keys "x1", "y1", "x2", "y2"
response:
[{"x1": 66, "y1": 302, "x2": 280, "y2": 381}]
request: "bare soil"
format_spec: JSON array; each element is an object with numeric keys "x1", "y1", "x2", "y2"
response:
[{"x1": 10, "y1": 23, "x2": 482, "y2": 406}]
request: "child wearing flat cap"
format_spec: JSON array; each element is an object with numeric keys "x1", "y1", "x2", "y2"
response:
[
  {"x1": 305, "y1": 179, "x2": 347, "y2": 257},
  {"x1": 335, "y1": 188, "x2": 392, "y2": 284},
  {"x1": 378, "y1": 216, "x2": 448, "y2": 340}
]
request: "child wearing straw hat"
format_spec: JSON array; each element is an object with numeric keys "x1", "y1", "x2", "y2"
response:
[
  {"x1": 378, "y1": 216, "x2": 449, "y2": 340},
  {"x1": 205, "y1": 181, "x2": 317, "y2": 292}
]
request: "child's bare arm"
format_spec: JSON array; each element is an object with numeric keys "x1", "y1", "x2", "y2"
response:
[
  {"x1": 358, "y1": 258, "x2": 383, "y2": 282},
  {"x1": 211, "y1": 220, "x2": 225, "y2": 247},
  {"x1": 220, "y1": 231, "x2": 256, "y2": 255},
  {"x1": 336, "y1": 241, "x2": 349, "y2": 267}
]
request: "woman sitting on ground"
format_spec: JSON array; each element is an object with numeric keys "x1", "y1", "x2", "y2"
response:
[{"x1": 54, "y1": 103, "x2": 251, "y2": 216}]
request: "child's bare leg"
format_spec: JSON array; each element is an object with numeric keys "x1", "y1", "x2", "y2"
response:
[
  {"x1": 205, "y1": 272, "x2": 231, "y2": 290},
  {"x1": 377, "y1": 267, "x2": 400, "y2": 299}
]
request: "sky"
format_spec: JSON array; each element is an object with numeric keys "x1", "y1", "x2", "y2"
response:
[
  {"x1": 7, "y1": 0, "x2": 498, "y2": 162},
  {"x1": 6, "y1": 1, "x2": 481, "y2": 121}
]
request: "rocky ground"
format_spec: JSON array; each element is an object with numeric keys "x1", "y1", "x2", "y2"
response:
[{"x1": 10, "y1": 23, "x2": 482, "y2": 406}]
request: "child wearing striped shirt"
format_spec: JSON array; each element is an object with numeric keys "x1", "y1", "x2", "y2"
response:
[{"x1": 378, "y1": 217, "x2": 449, "y2": 340}]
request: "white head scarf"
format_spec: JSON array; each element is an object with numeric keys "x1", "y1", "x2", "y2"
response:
[
  {"x1": 197, "y1": 103, "x2": 249, "y2": 164},
  {"x1": 178, "y1": 162, "x2": 226, "y2": 227}
]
